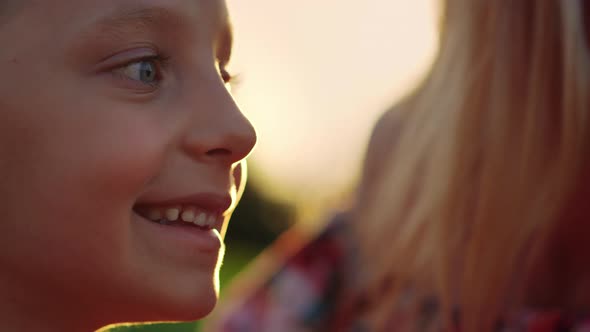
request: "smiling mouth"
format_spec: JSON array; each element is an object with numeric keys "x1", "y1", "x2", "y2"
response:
[{"x1": 133, "y1": 205, "x2": 220, "y2": 231}]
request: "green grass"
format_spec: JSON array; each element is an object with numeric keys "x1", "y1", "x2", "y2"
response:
[
  {"x1": 107, "y1": 322, "x2": 198, "y2": 332},
  {"x1": 219, "y1": 241, "x2": 260, "y2": 286}
]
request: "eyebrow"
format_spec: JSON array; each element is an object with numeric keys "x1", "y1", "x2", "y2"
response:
[
  {"x1": 90, "y1": 6, "x2": 188, "y2": 38},
  {"x1": 86, "y1": 5, "x2": 233, "y2": 64}
]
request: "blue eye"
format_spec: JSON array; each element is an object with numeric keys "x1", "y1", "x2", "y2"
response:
[{"x1": 120, "y1": 60, "x2": 160, "y2": 85}]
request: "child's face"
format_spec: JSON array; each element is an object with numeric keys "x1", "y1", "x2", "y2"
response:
[{"x1": 0, "y1": 0, "x2": 256, "y2": 327}]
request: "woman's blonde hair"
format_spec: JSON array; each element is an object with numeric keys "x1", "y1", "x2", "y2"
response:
[{"x1": 356, "y1": 0, "x2": 590, "y2": 330}]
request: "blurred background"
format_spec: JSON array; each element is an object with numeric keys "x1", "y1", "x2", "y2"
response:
[{"x1": 110, "y1": 0, "x2": 438, "y2": 331}]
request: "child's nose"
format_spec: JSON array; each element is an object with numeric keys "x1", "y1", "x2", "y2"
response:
[{"x1": 181, "y1": 85, "x2": 257, "y2": 165}]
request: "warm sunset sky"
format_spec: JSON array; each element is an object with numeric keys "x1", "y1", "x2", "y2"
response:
[{"x1": 225, "y1": 0, "x2": 439, "y2": 203}]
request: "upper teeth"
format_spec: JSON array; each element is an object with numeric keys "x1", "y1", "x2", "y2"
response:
[
  {"x1": 165, "y1": 207, "x2": 180, "y2": 222},
  {"x1": 144, "y1": 206, "x2": 218, "y2": 228}
]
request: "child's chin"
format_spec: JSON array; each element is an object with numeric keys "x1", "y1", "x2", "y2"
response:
[
  {"x1": 173, "y1": 293, "x2": 218, "y2": 321},
  {"x1": 150, "y1": 286, "x2": 219, "y2": 322},
  {"x1": 98, "y1": 266, "x2": 221, "y2": 326},
  {"x1": 109, "y1": 284, "x2": 219, "y2": 326}
]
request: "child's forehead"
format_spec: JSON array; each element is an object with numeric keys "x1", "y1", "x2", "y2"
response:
[
  {"x1": 14, "y1": 0, "x2": 228, "y2": 30},
  {"x1": 3, "y1": 0, "x2": 232, "y2": 53},
  {"x1": 0, "y1": 0, "x2": 233, "y2": 82}
]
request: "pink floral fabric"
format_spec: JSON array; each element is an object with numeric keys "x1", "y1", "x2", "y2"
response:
[{"x1": 216, "y1": 215, "x2": 590, "y2": 332}]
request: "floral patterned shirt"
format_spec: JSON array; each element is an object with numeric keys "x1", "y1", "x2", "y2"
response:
[{"x1": 213, "y1": 214, "x2": 590, "y2": 332}]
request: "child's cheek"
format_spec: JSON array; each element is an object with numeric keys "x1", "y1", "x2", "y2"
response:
[{"x1": 80, "y1": 114, "x2": 174, "y2": 200}]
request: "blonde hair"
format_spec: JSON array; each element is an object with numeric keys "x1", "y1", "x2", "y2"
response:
[{"x1": 356, "y1": 0, "x2": 590, "y2": 330}]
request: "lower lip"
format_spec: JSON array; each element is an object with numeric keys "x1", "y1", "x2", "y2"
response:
[{"x1": 133, "y1": 213, "x2": 223, "y2": 255}]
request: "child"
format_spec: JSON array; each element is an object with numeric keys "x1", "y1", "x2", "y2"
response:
[{"x1": 0, "y1": 0, "x2": 256, "y2": 331}]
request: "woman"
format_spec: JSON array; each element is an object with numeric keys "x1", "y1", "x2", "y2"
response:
[
  {"x1": 210, "y1": 0, "x2": 590, "y2": 331},
  {"x1": 355, "y1": 0, "x2": 590, "y2": 330}
]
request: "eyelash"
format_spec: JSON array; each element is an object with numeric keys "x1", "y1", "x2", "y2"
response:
[
  {"x1": 218, "y1": 64, "x2": 236, "y2": 85},
  {"x1": 112, "y1": 54, "x2": 170, "y2": 88}
]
